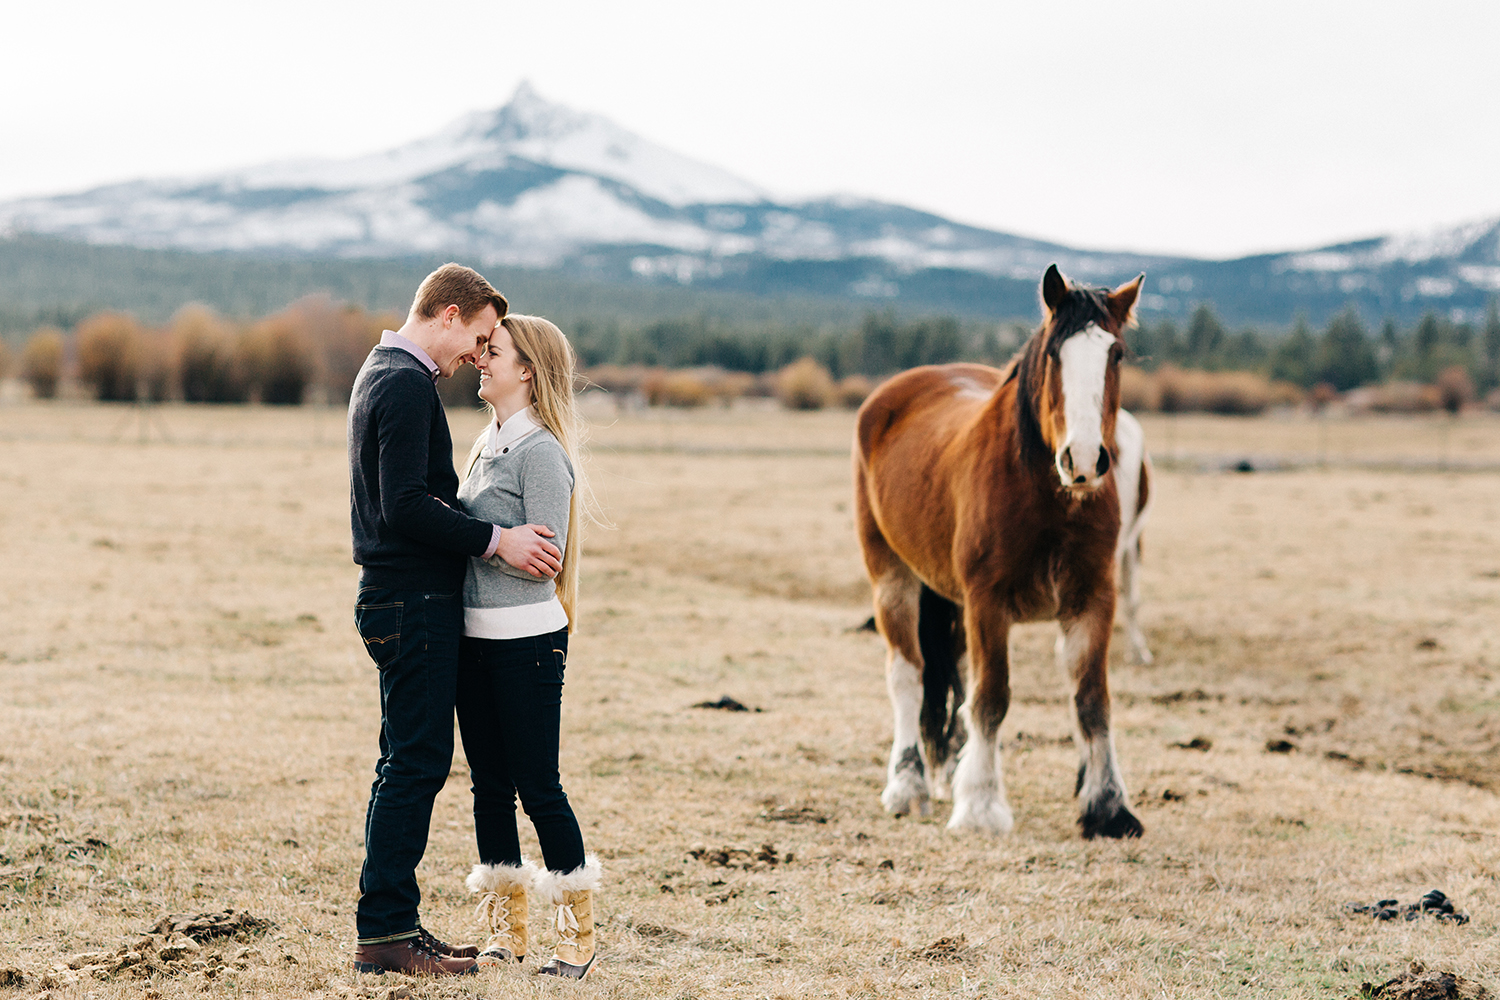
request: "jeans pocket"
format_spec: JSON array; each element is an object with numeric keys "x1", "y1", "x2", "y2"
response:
[{"x1": 354, "y1": 601, "x2": 403, "y2": 668}]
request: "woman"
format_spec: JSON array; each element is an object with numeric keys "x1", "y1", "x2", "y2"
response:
[{"x1": 455, "y1": 314, "x2": 600, "y2": 980}]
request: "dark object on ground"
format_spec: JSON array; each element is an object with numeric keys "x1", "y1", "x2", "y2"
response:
[
  {"x1": 759, "y1": 804, "x2": 828, "y2": 824},
  {"x1": 692, "y1": 696, "x2": 760, "y2": 712},
  {"x1": 1346, "y1": 890, "x2": 1470, "y2": 925},
  {"x1": 1172, "y1": 737, "x2": 1213, "y2": 751},
  {"x1": 151, "y1": 909, "x2": 273, "y2": 942},
  {"x1": 849, "y1": 616, "x2": 879, "y2": 633},
  {"x1": 0, "y1": 967, "x2": 24, "y2": 987},
  {"x1": 1354, "y1": 961, "x2": 1491, "y2": 999},
  {"x1": 1266, "y1": 738, "x2": 1297, "y2": 753},
  {"x1": 1234, "y1": 459, "x2": 1255, "y2": 473},
  {"x1": 688, "y1": 843, "x2": 790, "y2": 869}
]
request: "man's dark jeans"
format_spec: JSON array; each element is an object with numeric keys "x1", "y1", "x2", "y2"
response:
[
  {"x1": 353, "y1": 585, "x2": 463, "y2": 942},
  {"x1": 456, "y1": 629, "x2": 586, "y2": 874}
]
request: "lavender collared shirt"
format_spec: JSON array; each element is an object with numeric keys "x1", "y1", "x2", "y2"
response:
[{"x1": 380, "y1": 330, "x2": 502, "y2": 560}]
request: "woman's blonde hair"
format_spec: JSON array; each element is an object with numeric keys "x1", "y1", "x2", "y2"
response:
[{"x1": 465, "y1": 314, "x2": 600, "y2": 631}]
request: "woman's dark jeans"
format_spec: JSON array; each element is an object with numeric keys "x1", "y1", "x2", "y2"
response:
[
  {"x1": 352, "y1": 586, "x2": 463, "y2": 942},
  {"x1": 456, "y1": 629, "x2": 585, "y2": 874}
]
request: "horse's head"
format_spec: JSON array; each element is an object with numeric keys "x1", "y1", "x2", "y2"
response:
[{"x1": 1024, "y1": 264, "x2": 1143, "y2": 494}]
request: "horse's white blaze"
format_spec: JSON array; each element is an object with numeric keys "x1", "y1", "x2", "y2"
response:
[
  {"x1": 881, "y1": 651, "x2": 930, "y2": 817},
  {"x1": 946, "y1": 702, "x2": 1014, "y2": 835},
  {"x1": 1056, "y1": 324, "x2": 1115, "y2": 488}
]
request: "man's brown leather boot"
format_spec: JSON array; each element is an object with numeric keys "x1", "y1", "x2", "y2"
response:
[
  {"x1": 416, "y1": 926, "x2": 479, "y2": 959},
  {"x1": 352, "y1": 937, "x2": 477, "y2": 976}
]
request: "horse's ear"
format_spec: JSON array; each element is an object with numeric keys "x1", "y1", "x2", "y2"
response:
[
  {"x1": 1041, "y1": 264, "x2": 1069, "y2": 313},
  {"x1": 1108, "y1": 273, "x2": 1145, "y2": 329}
]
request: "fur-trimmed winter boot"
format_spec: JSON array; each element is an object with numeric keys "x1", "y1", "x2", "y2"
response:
[
  {"x1": 466, "y1": 860, "x2": 540, "y2": 966},
  {"x1": 535, "y1": 856, "x2": 602, "y2": 980}
]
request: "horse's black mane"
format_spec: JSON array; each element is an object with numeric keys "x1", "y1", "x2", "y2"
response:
[{"x1": 1007, "y1": 285, "x2": 1115, "y2": 468}]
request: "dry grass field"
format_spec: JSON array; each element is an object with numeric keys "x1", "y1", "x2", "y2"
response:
[{"x1": 3, "y1": 399, "x2": 1500, "y2": 999}]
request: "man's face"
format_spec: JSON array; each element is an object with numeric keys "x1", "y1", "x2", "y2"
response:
[{"x1": 431, "y1": 303, "x2": 499, "y2": 377}]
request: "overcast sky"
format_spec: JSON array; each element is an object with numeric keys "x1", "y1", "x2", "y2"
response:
[{"x1": 3, "y1": 0, "x2": 1496, "y2": 259}]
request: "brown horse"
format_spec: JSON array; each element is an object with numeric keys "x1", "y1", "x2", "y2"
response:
[{"x1": 853, "y1": 264, "x2": 1145, "y2": 839}]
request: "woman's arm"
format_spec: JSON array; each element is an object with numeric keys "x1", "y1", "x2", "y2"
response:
[
  {"x1": 482, "y1": 440, "x2": 574, "y2": 578},
  {"x1": 520, "y1": 442, "x2": 575, "y2": 554}
]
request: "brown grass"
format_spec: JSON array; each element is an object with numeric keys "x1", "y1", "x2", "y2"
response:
[
  {"x1": 2, "y1": 401, "x2": 1499, "y2": 998},
  {"x1": 1153, "y1": 364, "x2": 1275, "y2": 415}
]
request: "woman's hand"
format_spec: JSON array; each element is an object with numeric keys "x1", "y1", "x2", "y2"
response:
[{"x1": 497, "y1": 524, "x2": 563, "y2": 578}]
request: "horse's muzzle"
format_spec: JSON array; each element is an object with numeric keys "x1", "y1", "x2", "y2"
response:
[{"x1": 1056, "y1": 444, "x2": 1110, "y2": 491}]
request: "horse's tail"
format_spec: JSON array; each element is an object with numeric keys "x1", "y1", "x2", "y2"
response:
[{"x1": 918, "y1": 585, "x2": 966, "y2": 780}]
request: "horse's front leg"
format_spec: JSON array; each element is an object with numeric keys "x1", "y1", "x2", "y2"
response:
[
  {"x1": 947, "y1": 596, "x2": 1013, "y2": 834},
  {"x1": 1057, "y1": 604, "x2": 1144, "y2": 838}
]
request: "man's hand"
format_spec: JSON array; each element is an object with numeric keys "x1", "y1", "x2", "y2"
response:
[{"x1": 496, "y1": 524, "x2": 562, "y2": 578}]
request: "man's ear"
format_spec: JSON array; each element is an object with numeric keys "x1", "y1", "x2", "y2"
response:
[{"x1": 442, "y1": 304, "x2": 461, "y2": 326}]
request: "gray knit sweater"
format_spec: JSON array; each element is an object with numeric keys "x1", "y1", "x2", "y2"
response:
[{"x1": 457, "y1": 411, "x2": 574, "y2": 639}]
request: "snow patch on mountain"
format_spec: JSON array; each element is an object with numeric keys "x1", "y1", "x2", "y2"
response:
[
  {"x1": 1284, "y1": 216, "x2": 1500, "y2": 273},
  {"x1": 222, "y1": 82, "x2": 765, "y2": 208}
]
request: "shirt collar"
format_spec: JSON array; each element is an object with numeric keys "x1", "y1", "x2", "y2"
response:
[
  {"x1": 482, "y1": 407, "x2": 542, "y2": 458},
  {"x1": 380, "y1": 330, "x2": 440, "y2": 381}
]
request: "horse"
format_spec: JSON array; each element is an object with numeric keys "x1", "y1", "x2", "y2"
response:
[{"x1": 852, "y1": 264, "x2": 1145, "y2": 839}]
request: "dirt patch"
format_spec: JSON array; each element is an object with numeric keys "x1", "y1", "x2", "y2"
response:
[
  {"x1": 40, "y1": 909, "x2": 275, "y2": 987},
  {"x1": 912, "y1": 935, "x2": 974, "y2": 964},
  {"x1": 759, "y1": 804, "x2": 829, "y2": 825},
  {"x1": 1355, "y1": 962, "x2": 1491, "y2": 999}
]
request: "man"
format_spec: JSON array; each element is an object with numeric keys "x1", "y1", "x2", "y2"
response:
[{"x1": 347, "y1": 263, "x2": 562, "y2": 976}]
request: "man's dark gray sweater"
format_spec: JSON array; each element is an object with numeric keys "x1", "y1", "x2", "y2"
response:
[{"x1": 348, "y1": 346, "x2": 492, "y2": 591}]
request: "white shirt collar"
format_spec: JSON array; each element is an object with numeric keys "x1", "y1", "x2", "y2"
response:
[
  {"x1": 379, "y1": 330, "x2": 439, "y2": 379},
  {"x1": 482, "y1": 406, "x2": 542, "y2": 458}
]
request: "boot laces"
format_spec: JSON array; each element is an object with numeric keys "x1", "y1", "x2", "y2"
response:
[
  {"x1": 554, "y1": 901, "x2": 580, "y2": 948},
  {"x1": 475, "y1": 891, "x2": 513, "y2": 937}
]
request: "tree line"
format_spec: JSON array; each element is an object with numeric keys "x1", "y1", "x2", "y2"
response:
[
  {"x1": 1126, "y1": 302, "x2": 1500, "y2": 396},
  {"x1": 4, "y1": 294, "x2": 1499, "y2": 408}
]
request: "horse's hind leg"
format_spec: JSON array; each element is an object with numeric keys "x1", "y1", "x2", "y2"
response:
[
  {"x1": 918, "y1": 586, "x2": 966, "y2": 801},
  {"x1": 1057, "y1": 609, "x2": 1143, "y2": 839},
  {"x1": 873, "y1": 570, "x2": 931, "y2": 817},
  {"x1": 1118, "y1": 538, "x2": 1152, "y2": 665},
  {"x1": 947, "y1": 598, "x2": 1014, "y2": 835}
]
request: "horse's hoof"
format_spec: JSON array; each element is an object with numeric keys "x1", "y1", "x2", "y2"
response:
[
  {"x1": 1079, "y1": 806, "x2": 1144, "y2": 840},
  {"x1": 881, "y1": 783, "x2": 931, "y2": 818},
  {"x1": 946, "y1": 797, "x2": 1014, "y2": 835}
]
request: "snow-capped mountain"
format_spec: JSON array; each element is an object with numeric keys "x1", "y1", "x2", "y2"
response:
[{"x1": 2, "y1": 82, "x2": 1497, "y2": 324}]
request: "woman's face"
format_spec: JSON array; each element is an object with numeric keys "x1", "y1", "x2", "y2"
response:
[{"x1": 476, "y1": 324, "x2": 532, "y2": 407}]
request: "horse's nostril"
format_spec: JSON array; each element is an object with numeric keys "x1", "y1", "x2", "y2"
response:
[
  {"x1": 1096, "y1": 450, "x2": 1111, "y2": 476},
  {"x1": 1059, "y1": 451, "x2": 1074, "y2": 475},
  {"x1": 1073, "y1": 474, "x2": 1086, "y2": 485}
]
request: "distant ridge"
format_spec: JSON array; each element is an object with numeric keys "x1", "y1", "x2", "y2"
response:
[{"x1": 1, "y1": 83, "x2": 1497, "y2": 325}]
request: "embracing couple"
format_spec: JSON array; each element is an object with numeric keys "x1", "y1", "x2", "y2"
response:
[{"x1": 346, "y1": 264, "x2": 599, "y2": 979}]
